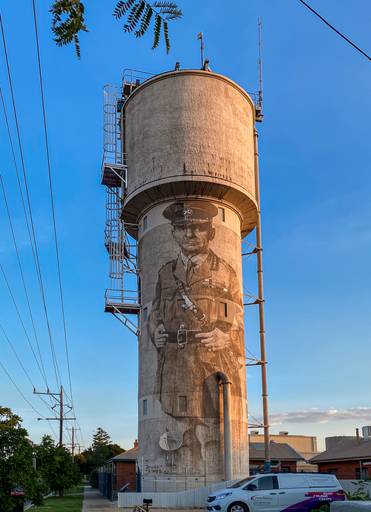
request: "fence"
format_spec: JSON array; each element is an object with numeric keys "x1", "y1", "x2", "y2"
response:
[{"x1": 118, "y1": 480, "x2": 235, "y2": 508}]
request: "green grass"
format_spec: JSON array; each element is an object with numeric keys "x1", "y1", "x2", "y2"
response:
[{"x1": 31, "y1": 492, "x2": 83, "y2": 512}]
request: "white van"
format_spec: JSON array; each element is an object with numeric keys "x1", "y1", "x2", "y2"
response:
[{"x1": 206, "y1": 473, "x2": 346, "y2": 512}]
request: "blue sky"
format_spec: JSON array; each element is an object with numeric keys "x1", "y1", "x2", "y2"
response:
[{"x1": 0, "y1": 0, "x2": 370, "y2": 452}]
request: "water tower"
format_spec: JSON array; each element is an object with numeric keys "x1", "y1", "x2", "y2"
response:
[{"x1": 101, "y1": 67, "x2": 269, "y2": 491}]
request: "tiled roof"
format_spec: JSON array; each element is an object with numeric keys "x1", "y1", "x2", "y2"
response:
[
  {"x1": 250, "y1": 442, "x2": 304, "y2": 461},
  {"x1": 110, "y1": 446, "x2": 139, "y2": 462},
  {"x1": 310, "y1": 438, "x2": 371, "y2": 463}
]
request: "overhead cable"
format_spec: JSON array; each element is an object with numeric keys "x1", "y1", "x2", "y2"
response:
[
  {"x1": 0, "y1": 262, "x2": 49, "y2": 384},
  {"x1": 298, "y1": 0, "x2": 370, "y2": 61},
  {"x1": 0, "y1": 12, "x2": 62, "y2": 388},
  {"x1": 31, "y1": 0, "x2": 75, "y2": 410},
  {"x1": 0, "y1": 174, "x2": 48, "y2": 387},
  {"x1": 0, "y1": 322, "x2": 58, "y2": 419},
  {"x1": 0, "y1": 359, "x2": 45, "y2": 418}
]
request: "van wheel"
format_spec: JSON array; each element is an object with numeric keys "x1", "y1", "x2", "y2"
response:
[{"x1": 227, "y1": 502, "x2": 249, "y2": 512}]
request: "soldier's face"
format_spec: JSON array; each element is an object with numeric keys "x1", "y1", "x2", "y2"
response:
[{"x1": 172, "y1": 222, "x2": 213, "y2": 255}]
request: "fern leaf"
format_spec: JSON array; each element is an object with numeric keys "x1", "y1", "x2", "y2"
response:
[
  {"x1": 152, "y1": 13, "x2": 162, "y2": 49},
  {"x1": 152, "y1": 1, "x2": 182, "y2": 18},
  {"x1": 124, "y1": 0, "x2": 146, "y2": 33},
  {"x1": 163, "y1": 20, "x2": 170, "y2": 53},
  {"x1": 135, "y1": 5, "x2": 153, "y2": 37},
  {"x1": 113, "y1": 0, "x2": 137, "y2": 19}
]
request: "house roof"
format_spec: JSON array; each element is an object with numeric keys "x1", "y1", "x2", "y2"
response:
[
  {"x1": 110, "y1": 446, "x2": 139, "y2": 462},
  {"x1": 250, "y1": 442, "x2": 304, "y2": 461},
  {"x1": 310, "y1": 438, "x2": 371, "y2": 463}
]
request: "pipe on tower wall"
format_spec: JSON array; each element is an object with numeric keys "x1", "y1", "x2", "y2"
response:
[{"x1": 217, "y1": 372, "x2": 232, "y2": 481}]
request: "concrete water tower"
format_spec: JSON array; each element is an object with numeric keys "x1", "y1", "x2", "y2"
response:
[{"x1": 102, "y1": 67, "x2": 268, "y2": 491}]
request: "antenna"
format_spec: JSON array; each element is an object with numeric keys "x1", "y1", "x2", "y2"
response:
[
  {"x1": 256, "y1": 18, "x2": 264, "y2": 122},
  {"x1": 197, "y1": 32, "x2": 204, "y2": 68}
]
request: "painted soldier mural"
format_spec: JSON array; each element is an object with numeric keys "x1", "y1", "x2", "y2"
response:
[{"x1": 148, "y1": 200, "x2": 245, "y2": 476}]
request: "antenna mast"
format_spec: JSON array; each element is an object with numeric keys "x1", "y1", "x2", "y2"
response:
[
  {"x1": 197, "y1": 32, "x2": 205, "y2": 68},
  {"x1": 256, "y1": 18, "x2": 264, "y2": 121}
]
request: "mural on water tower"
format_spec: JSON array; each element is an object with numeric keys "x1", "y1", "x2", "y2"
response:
[{"x1": 143, "y1": 199, "x2": 246, "y2": 477}]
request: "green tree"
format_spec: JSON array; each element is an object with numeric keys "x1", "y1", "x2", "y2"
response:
[
  {"x1": 91, "y1": 427, "x2": 111, "y2": 450},
  {"x1": 0, "y1": 407, "x2": 42, "y2": 512},
  {"x1": 74, "y1": 428, "x2": 124, "y2": 487},
  {"x1": 36, "y1": 435, "x2": 81, "y2": 497},
  {"x1": 50, "y1": 0, "x2": 182, "y2": 58}
]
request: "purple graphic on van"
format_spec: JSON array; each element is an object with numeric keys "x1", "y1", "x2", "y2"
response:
[{"x1": 282, "y1": 490, "x2": 346, "y2": 510}]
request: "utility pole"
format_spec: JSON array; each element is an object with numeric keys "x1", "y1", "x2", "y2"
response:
[
  {"x1": 253, "y1": 127, "x2": 270, "y2": 472},
  {"x1": 34, "y1": 385, "x2": 76, "y2": 446},
  {"x1": 67, "y1": 426, "x2": 81, "y2": 456}
]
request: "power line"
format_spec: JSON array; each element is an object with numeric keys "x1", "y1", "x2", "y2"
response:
[
  {"x1": 0, "y1": 12, "x2": 62, "y2": 388},
  {"x1": 0, "y1": 359, "x2": 45, "y2": 418},
  {"x1": 298, "y1": 0, "x2": 370, "y2": 61},
  {"x1": 0, "y1": 261, "x2": 48, "y2": 384},
  {"x1": 0, "y1": 174, "x2": 48, "y2": 387},
  {"x1": 31, "y1": 0, "x2": 75, "y2": 411},
  {"x1": 0, "y1": 322, "x2": 59, "y2": 421}
]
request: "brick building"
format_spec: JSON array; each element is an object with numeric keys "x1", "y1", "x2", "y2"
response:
[
  {"x1": 110, "y1": 444, "x2": 139, "y2": 492},
  {"x1": 310, "y1": 433, "x2": 371, "y2": 479},
  {"x1": 98, "y1": 442, "x2": 139, "y2": 500}
]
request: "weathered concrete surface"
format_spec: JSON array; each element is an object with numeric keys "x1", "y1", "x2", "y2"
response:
[
  {"x1": 331, "y1": 502, "x2": 371, "y2": 510},
  {"x1": 122, "y1": 70, "x2": 255, "y2": 491},
  {"x1": 123, "y1": 70, "x2": 258, "y2": 235},
  {"x1": 82, "y1": 487, "x2": 116, "y2": 511}
]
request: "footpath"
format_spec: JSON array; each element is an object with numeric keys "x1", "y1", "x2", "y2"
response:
[{"x1": 82, "y1": 487, "x2": 116, "y2": 512}]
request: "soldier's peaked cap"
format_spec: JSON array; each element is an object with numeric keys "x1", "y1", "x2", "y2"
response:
[{"x1": 163, "y1": 201, "x2": 218, "y2": 225}]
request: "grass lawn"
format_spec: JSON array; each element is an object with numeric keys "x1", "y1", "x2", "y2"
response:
[{"x1": 31, "y1": 487, "x2": 84, "y2": 512}]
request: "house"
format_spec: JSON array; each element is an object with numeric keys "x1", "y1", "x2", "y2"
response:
[
  {"x1": 249, "y1": 431, "x2": 318, "y2": 472},
  {"x1": 250, "y1": 441, "x2": 304, "y2": 474},
  {"x1": 310, "y1": 431, "x2": 371, "y2": 479},
  {"x1": 110, "y1": 444, "x2": 139, "y2": 493},
  {"x1": 98, "y1": 441, "x2": 139, "y2": 500}
]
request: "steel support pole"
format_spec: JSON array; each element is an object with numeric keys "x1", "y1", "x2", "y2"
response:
[
  {"x1": 253, "y1": 127, "x2": 271, "y2": 471},
  {"x1": 59, "y1": 385, "x2": 63, "y2": 447}
]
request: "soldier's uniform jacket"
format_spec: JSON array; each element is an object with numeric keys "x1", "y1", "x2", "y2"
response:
[{"x1": 148, "y1": 249, "x2": 244, "y2": 419}]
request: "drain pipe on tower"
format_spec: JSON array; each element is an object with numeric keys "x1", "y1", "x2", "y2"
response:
[{"x1": 217, "y1": 372, "x2": 232, "y2": 481}]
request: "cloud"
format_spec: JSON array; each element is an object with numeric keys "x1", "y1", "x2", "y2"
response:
[{"x1": 264, "y1": 407, "x2": 371, "y2": 425}]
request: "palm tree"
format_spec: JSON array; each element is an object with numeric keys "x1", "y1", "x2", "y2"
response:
[{"x1": 50, "y1": 0, "x2": 183, "y2": 58}]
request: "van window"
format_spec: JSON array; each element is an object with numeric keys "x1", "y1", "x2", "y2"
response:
[
  {"x1": 308, "y1": 475, "x2": 337, "y2": 488},
  {"x1": 245, "y1": 476, "x2": 278, "y2": 491},
  {"x1": 279, "y1": 475, "x2": 308, "y2": 489},
  {"x1": 228, "y1": 477, "x2": 255, "y2": 488}
]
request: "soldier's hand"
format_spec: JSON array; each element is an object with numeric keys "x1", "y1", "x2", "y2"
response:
[
  {"x1": 196, "y1": 328, "x2": 229, "y2": 352},
  {"x1": 153, "y1": 323, "x2": 168, "y2": 348}
]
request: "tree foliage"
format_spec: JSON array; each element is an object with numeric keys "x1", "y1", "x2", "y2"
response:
[
  {"x1": 50, "y1": 0, "x2": 88, "y2": 59},
  {"x1": 0, "y1": 407, "x2": 42, "y2": 512},
  {"x1": 35, "y1": 435, "x2": 81, "y2": 497},
  {"x1": 74, "y1": 427, "x2": 124, "y2": 486},
  {"x1": 91, "y1": 427, "x2": 111, "y2": 450},
  {"x1": 50, "y1": 0, "x2": 182, "y2": 58}
]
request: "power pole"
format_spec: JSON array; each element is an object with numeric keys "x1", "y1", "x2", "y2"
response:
[
  {"x1": 34, "y1": 385, "x2": 76, "y2": 446},
  {"x1": 67, "y1": 426, "x2": 81, "y2": 456}
]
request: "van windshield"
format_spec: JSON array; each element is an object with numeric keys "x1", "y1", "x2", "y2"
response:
[{"x1": 227, "y1": 477, "x2": 255, "y2": 488}]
